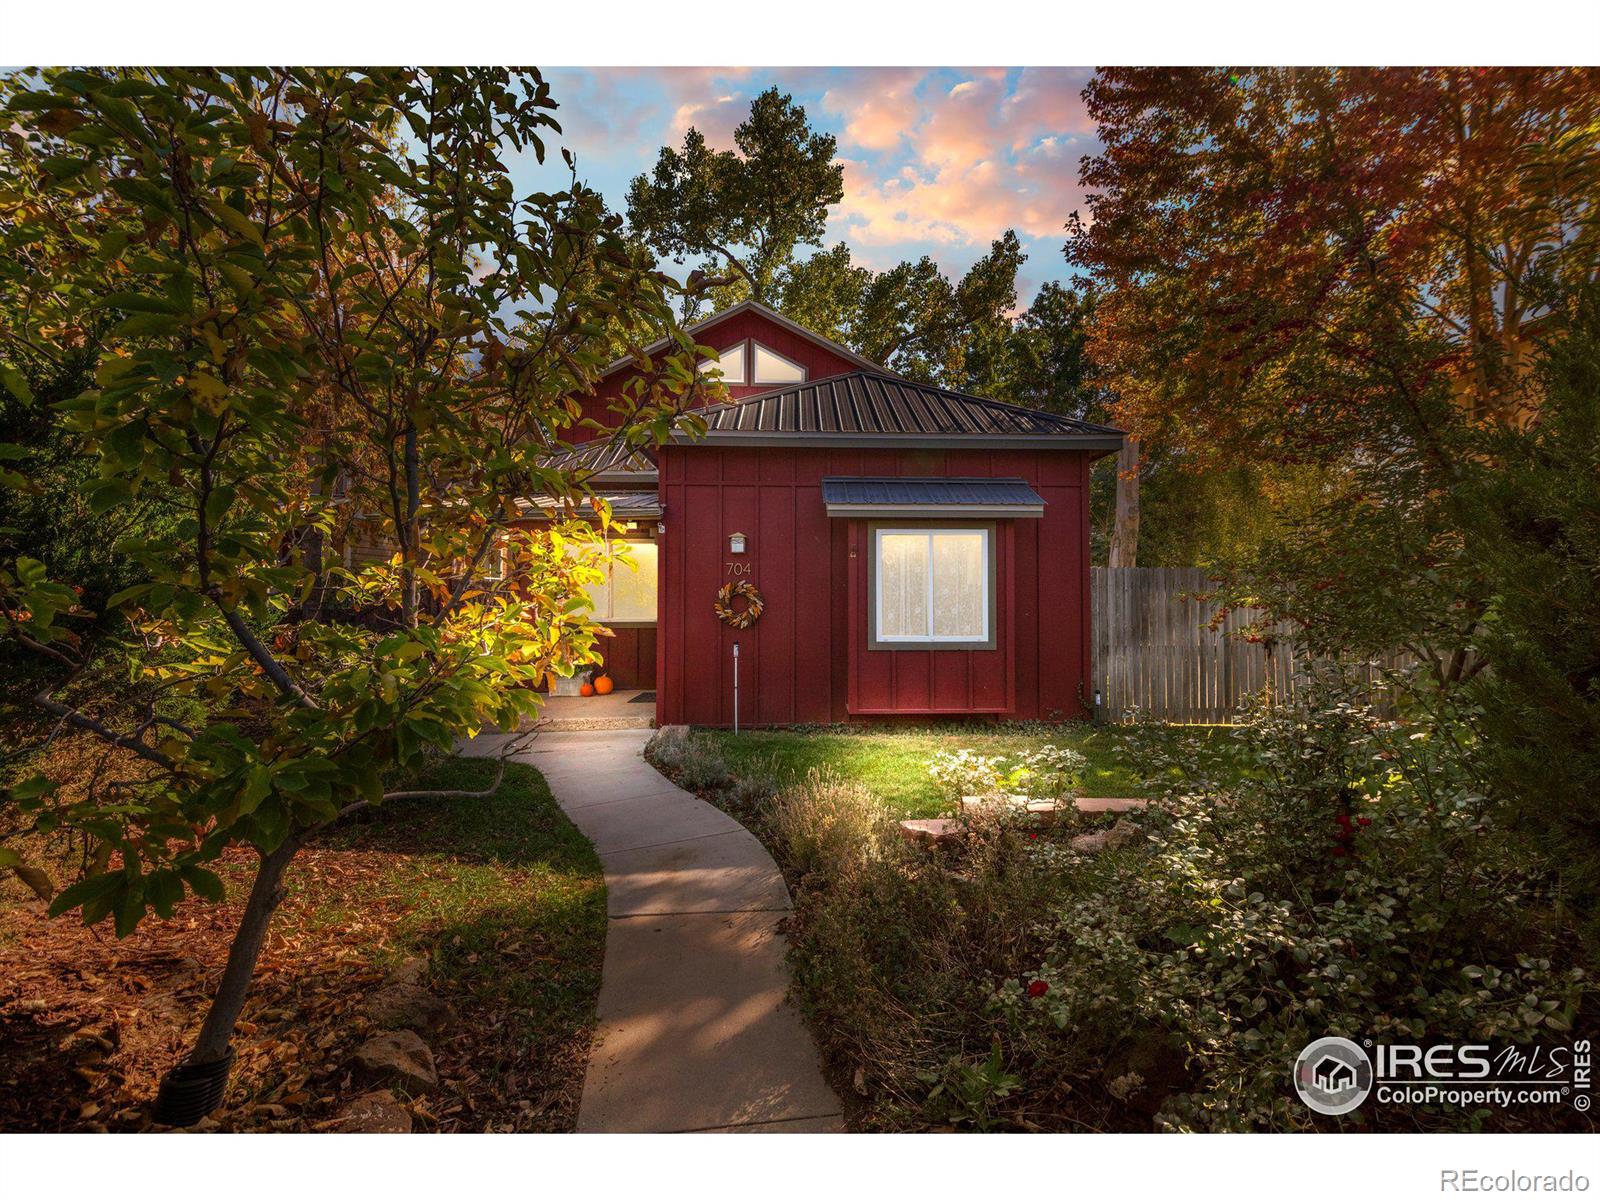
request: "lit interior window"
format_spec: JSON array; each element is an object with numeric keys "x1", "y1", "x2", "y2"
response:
[
  {"x1": 697, "y1": 342, "x2": 746, "y2": 384},
  {"x1": 875, "y1": 528, "x2": 989, "y2": 643},
  {"x1": 752, "y1": 342, "x2": 806, "y2": 384},
  {"x1": 570, "y1": 541, "x2": 658, "y2": 623}
]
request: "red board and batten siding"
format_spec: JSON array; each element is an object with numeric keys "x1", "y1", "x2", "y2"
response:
[
  {"x1": 576, "y1": 309, "x2": 866, "y2": 437},
  {"x1": 656, "y1": 445, "x2": 1094, "y2": 727},
  {"x1": 599, "y1": 624, "x2": 656, "y2": 690}
]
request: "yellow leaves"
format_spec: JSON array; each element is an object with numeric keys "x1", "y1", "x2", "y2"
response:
[
  {"x1": 187, "y1": 372, "x2": 228, "y2": 411},
  {"x1": 202, "y1": 326, "x2": 228, "y2": 365}
]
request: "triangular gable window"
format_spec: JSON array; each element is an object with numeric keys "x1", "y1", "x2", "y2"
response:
[
  {"x1": 697, "y1": 341, "x2": 746, "y2": 384},
  {"x1": 752, "y1": 342, "x2": 806, "y2": 384}
]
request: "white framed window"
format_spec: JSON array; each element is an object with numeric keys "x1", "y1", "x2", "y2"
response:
[
  {"x1": 574, "y1": 540, "x2": 658, "y2": 624},
  {"x1": 697, "y1": 340, "x2": 746, "y2": 384},
  {"x1": 752, "y1": 342, "x2": 806, "y2": 384},
  {"x1": 872, "y1": 527, "x2": 992, "y2": 647},
  {"x1": 478, "y1": 538, "x2": 507, "y2": 582}
]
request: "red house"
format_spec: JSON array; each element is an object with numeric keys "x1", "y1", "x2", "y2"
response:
[{"x1": 533, "y1": 300, "x2": 1121, "y2": 728}]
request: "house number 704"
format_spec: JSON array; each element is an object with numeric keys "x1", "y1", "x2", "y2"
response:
[{"x1": 725, "y1": 561, "x2": 751, "y2": 577}]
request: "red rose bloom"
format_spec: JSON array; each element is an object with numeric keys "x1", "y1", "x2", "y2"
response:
[
  {"x1": 1357, "y1": 816, "x2": 1372, "y2": 827},
  {"x1": 1027, "y1": 979, "x2": 1049, "y2": 998},
  {"x1": 1331, "y1": 845, "x2": 1348, "y2": 858}
]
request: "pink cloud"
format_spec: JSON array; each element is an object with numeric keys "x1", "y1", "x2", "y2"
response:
[
  {"x1": 817, "y1": 67, "x2": 925, "y2": 151},
  {"x1": 1000, "y1": 67, "x2": 1098, "y2": 147},
  {"x1": 669, "y1": 92, "x2": 748, "y2": 148},
  {"x1": 834, "y1": 133, "x2": 1089, "y2": 248}
]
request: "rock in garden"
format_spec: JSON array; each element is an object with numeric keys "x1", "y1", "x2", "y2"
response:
[
  {"x1": 1070, "y1": 817, "x2": 1144, "y2": 855},
  {"x1": 362, "y1": 983, "x2": 451, "y2": 1033},
  {"x1": 897, "y1": 817, "x2": 963, "y2": 845},
  {"x1": 351, "y1": 1030, "x2": 438, "y2": 1094},
  {"x1": 1105, "y1": 818, "x2": 1143, "y2": 850},
  {"x1": 333, "y1": 1089, "x2": 413, "y2": 1133},
  {"x1": 384, "y1": 956, "x2": 430, "y2": 988}
]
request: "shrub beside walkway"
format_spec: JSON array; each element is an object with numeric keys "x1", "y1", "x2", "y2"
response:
[{"x1": 479, "y1": 729, "x2": 842, "y2": 1133}]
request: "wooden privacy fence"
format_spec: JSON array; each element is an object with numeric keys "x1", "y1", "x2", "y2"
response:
[{"x1": 1089, "y1": 567, "x2": 1409, "y2": 724}]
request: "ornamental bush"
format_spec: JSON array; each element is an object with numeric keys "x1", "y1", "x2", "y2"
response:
[
  {"x1": 927, "y1": 743, "x2": 1086, "y2": 804},
  {"x1": 774, "y1": 674, "x2": 1594, "y2": 1131}
]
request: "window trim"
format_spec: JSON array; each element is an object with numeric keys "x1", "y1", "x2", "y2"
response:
[
  {"x1": 751, "y1": 340, "x2": 808, "y2": 385},
  {"x1": 697, "y1": 339, "x2": 748, "y2": 385},
  {"x1": 868, "y1": 522, "x2": 996, "y2": 651}
]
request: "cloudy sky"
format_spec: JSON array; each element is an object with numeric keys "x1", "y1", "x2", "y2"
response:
[{"x1": 513, "y1": 67, "x2": 1100, "y2": 303}]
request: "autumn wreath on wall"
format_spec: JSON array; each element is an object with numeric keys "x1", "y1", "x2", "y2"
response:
[{"x1": 714, "y1": 581, "x2": 765, "y2": 629}]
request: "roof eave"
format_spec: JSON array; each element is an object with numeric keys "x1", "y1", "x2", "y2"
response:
[
  {"x1": 825, "y1": 503, "x2": 1045, "y2": 519},
  {"x1": 670, "y1": 431, "x2": 1126, "y2": 452}
]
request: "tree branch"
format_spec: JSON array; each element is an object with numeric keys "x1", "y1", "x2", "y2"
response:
[
  {"x1": 331, "y1": 756, "x2": 510, "y2": 824},
  {"x1": 210, "y1": 598, "x2": 319, "y2": 710},
  {"x1": 30, "y1": 690, "x2": 176, "y2": 771}
]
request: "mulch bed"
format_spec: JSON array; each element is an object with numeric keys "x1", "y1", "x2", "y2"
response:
[{"x1": 0, "y1": 841, "x2": 590, "y2": 1133}]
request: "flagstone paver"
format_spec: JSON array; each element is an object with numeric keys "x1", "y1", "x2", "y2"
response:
[{"x1": 471, "y1": 728, "x2": 842, "y2": 1133}]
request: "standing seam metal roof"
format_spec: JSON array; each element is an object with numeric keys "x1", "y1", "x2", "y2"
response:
[{"x1": 689, "y1": 371, "x2": 1122, "y2": 440}]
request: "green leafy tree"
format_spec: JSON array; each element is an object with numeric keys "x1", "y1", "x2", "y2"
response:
[
  {"x1": 1463, "y1": 284, "x2": 1600, "y2": 918},
  {"x1": 772, "y1": 241, "x2": 869, "y2": 345},
  {"x1": 626, "y1": 87, "x2": 843, "y2": 312},
  {"x1": 997, "y1": 281, "x2": 1099, "y2": 416},
  {"x1": 851, "y1": 232, "x2": 1026, "y2": 388},
  {"x1": 0, "y1": 67, "x2": 697, "y2": 1115}
]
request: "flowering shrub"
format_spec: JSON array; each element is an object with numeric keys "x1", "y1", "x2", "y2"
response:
[{"x1": 928, "y1": 744, "x2": 1087, "y2": 804}]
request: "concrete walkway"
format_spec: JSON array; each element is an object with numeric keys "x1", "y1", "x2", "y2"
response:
[{"x1": 475, "y1": 728, "x2": 843, "y2": 1133}]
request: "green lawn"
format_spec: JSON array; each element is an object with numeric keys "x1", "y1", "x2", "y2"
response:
[
  {"x1": 697, "y1": 724, "x2": 1249, "y2": 817},
  {"x1": 309, "y1": 756, "x2": 607, "y2": 1128}
]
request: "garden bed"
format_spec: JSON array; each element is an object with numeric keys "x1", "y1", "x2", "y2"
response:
[
  {"x1": 0, "y1": 755, "x2": 604, "y2": 1132},
  {"x1": 647, "y1": 709, "x2": 1597, "y2": 1134}
]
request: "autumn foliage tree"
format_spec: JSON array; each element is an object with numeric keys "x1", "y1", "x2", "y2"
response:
[
  {"x1": 0, "y1": 68, "x2": 698, "y2": 1120},
  {"x1": 1069, "y1": 67, "x2": 1600, "y2": 669}
]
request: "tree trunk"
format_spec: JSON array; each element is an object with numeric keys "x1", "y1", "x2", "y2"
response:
[
  {"x1": 1108, "y1": 434, "x2": 1141, "y2": 569},
  {"x1": 400, "y1": 421, "x2": 420, "y2": 627},
  {"x1": 186, "y1": 840, "x2": 298, "y2": 1065}
]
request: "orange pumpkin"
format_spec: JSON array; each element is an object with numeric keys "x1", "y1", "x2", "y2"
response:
[
  {"x1": 579, "y1": 682, "x2": 595, "y2": 697},
  {"x1": 593, "y1": 674, "x2": 615, "y2": 696}
]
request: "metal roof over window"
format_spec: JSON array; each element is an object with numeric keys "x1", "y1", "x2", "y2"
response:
[
  {"x1": 821, "y1": 476, "x2": 1046, "y2": 518},
  {"x1": 679, "y1": 370, "x2": 1123, "y2": 449}
]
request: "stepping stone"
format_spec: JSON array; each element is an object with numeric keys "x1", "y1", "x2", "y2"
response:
[
  {"x1": 1074, "y1": 796, "x2": 1148, "y2": 813},
  {"x1": 1069, "y1": 817, "x2": 1145, "y2": 855},
  {"x1": 361, "y1": 983, "x2": 451, "y2": 1033},
  {"x1": 898, "y1": 817, "x2": 963, "y2": 845},
  {"x1": 331, "y1": 1089, "x2": 412, "y2": 1133},
  {"x1": 960, "y1": 795, "x2": 1068, "y2": 820}
]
